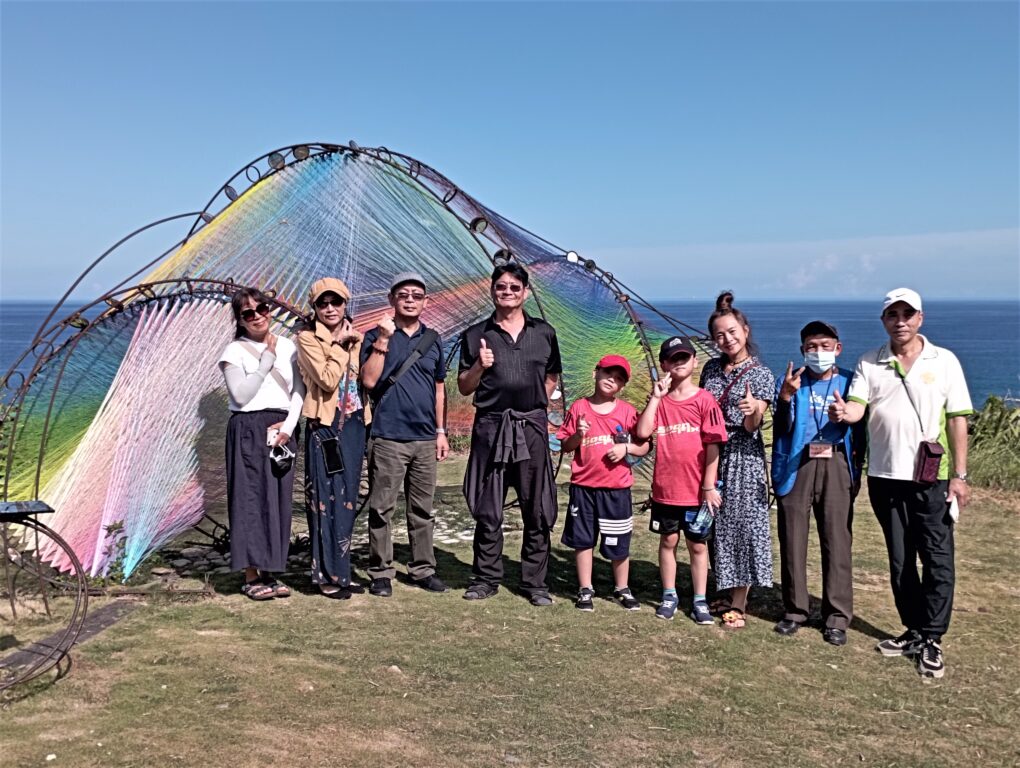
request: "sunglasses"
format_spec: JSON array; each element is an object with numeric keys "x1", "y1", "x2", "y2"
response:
[
  {"x1": 315, "y1": 296, "x2": 346, "y2": 309},
  {"x1": 394, "y1": 291, "x2": 426, "y2": 302},
  {"x1": 240, "y1": 303, "x2": 271, "y2": 322},
  {"x1": 493, "y1": 283, "x2": 524, "y2": 294}
]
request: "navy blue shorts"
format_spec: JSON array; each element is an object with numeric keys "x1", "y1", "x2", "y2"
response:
[
  {"x1": 561, "y1": 485, "x2": 633, "y2": 560},
  {"x1": 648, "y1": 501, "x2": 712, "y2": 543}
]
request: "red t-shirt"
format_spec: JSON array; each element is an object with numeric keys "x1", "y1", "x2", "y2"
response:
[
  {"x1": 556, "y1": 398, "x2": 639, "y2": 489},
  {"x1": 651, "y1": 388, "x2": 728, "y2": 506}
]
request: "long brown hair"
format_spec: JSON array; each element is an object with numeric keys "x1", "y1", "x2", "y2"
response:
[{"x1": 707, "y1": 291, "x2": 759, "y2": 362}]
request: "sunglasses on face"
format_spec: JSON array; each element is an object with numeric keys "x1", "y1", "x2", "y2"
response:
[
  {"x1": 493, "y1": 283, "x2": 524, "y2": 294},
  {"x1": 315, "y1": 296, "x2": 346, "y2": 309},
  {"x1": 394, "y1": 291, "x2": 426, "y2": 302},
  {"x1": 240, "y1": 303, "x2": 271, "y2": 322}
]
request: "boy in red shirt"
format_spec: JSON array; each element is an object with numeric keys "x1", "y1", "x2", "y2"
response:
[
  {"x1": 636, "y1": 337, "x2": 728, "y2": 623},
  {"x1": 557, "y1": 355, "x2": 650, "y2": 611}
]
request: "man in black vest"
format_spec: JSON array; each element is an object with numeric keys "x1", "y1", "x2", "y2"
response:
[
  {"x1": 361, "y1": 271, "x2": 450, "y2": 597},
  {"x1": 458, "y1": 263, "x2": 562, "y2": 606}
]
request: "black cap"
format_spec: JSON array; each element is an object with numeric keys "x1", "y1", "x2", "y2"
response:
[
  {"x1": 800, "y1": 321, "x2": 839, "y2": 342},
  {"x1": 659, "y1": 335, "x2": 697, "y2": 360}
]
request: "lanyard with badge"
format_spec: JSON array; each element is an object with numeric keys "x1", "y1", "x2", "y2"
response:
[{"x1": 807, "y1": 374, "x2": 837, "y2": 459}]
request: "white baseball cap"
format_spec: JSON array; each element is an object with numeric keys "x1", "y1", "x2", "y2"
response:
[{"x1": 882, "y1": 287, "x2": 922, "y2": 312}]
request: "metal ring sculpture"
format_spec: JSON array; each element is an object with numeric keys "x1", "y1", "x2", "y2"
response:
[{"x1": 1, "y1": 141, "x2": 725, "y2": 588}]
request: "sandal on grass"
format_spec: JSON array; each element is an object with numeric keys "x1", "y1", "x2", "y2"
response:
[
  {"x1": 263, "y1": 579, "x2": 291, "y2": 598},
  {"x1": 721, "y1": 609, "x2": 746, "y2": 629},
  {"x1": 241, "y1": 580, "x2": 275, "y2": 601}
]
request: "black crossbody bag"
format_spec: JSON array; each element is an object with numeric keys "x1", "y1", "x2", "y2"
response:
[{"x1": 370, "y1": 328, "x2": 440, "y2": 407}]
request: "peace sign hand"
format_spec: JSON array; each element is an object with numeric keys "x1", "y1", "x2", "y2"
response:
[
  {"x1": 779, "y1": 361, "x2": 805, "y2": 402},
  {"x1": 737, "y1": 382, "x2": 758, "y2": 416},
  {"x1": 576, "y1": 414, "x2": 591, "y2": 437},
  {"x1": 652, "y1": 373, "x2": 672, "y2": 399}
]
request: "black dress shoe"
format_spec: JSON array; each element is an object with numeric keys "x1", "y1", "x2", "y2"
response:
[
  {"x1": 823, "y1": 628, "x2": 848, "y2": 646},
  {"x1": 463, "y1": 582, "x2": 499, "y2": 600},
  {"x1": 774, "y1": 619, "x2": 801, "y2": 636},
  {"x1": 369, "y1": 577, "x2": 392, "y2": 597},
  {"x1": 411, "y1": 574, "x2": 449, "y2": 593}
]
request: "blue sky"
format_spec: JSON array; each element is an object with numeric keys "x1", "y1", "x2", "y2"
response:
[{"x1": 1, "y1": 1, "x2": 1017, "y2": 302}]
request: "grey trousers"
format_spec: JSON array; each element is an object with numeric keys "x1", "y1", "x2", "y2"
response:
[
  {"x1": 366, "y1": 437, "x2": 438, "y2": 581},
  {"x1": 776, "y1": 451, "x2": 854, "y2": 630}
]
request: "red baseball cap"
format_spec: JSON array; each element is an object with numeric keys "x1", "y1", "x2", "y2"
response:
[{"x1": 596, "y1": 354, "x2": 631, "y2": 381}]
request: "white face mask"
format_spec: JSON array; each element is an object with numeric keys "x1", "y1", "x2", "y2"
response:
[{"x1": 803, "y1": 350, "x2": 837, "y2": 374}]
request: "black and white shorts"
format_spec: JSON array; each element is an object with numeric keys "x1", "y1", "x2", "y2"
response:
[
  {"x1": 649, "y1": 501, "x2": 712, "y2": 543},
  {"x1": 561, "y1": 485, "x2": 633, "y2": 560}
]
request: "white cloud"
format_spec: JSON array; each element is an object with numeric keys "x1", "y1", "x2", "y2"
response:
[{"x1": 581, "y1": 228, "x2": 1020, "y2": 300}]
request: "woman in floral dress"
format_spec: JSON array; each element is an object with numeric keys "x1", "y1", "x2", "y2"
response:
[{"x1": 699, "y1": 291, "x2": 774, "y2": 628}]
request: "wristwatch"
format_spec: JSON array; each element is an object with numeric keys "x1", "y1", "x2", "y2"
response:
[{"x1": 952, "y1": 472, "x2": 969, "y2": 483}]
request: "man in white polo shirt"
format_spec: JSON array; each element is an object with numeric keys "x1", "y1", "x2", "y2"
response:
[{"x1": 829, "y1": 288, "x2": 972, "y2": 679}]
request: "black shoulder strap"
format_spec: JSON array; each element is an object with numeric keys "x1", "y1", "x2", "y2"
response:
[{"x1": 373, "y1": 328, "x2": 440, "y2": 404}]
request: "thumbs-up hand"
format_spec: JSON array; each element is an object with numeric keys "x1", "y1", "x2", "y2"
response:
[
  {"x1": 828, "y1": 389, "x2": 847, "y2": 423},
  {"x1": 478, "y1": 337, "x2": 495, "y2": 369},
  {"x1": 577, "y1": 414, "x2": 591, "y2": 437},
  {"x1": 737, "y1": 382, "x2": 757, "y2": 416},
  {"x1": 377, "y1": 315, "x2": 396, "y2": 339},
  {"x1": 779, "y1": 361, "x2": 805, "y2": 402}
]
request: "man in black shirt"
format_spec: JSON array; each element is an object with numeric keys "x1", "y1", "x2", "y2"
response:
[{"x1": 458, "y1": 263, "x2": 562, "y2": 605}]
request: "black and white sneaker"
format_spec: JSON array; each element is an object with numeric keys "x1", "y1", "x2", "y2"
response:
[
  {"x1": 574, "y1": 587, "x2": 595, "y2": 612},
  {"x1": 613, "y1": 587, "x2": 641, "y2": 611},
  {"x1": 917, "y1": 638, "x2": 945, "y2": 679},
  {"x1": 876, "y1": 629, "x2": 923, "y2": 657}
]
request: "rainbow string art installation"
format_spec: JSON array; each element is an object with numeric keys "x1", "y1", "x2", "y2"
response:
[{"x1": 1, "y1": 142, "x2": 712, "y2": 578}]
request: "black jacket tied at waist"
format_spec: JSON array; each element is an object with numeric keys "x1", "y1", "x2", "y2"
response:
[{"x1": 463, "y1": 408, "x2": 557, "y2": 529}]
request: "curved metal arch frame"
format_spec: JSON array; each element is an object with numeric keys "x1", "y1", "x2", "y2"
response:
[
  {"x1": 1, "y1": 279, "x2": 307, "y2": 502},
  {"x1": 0, "y1": 516, "x2": 89, "y2": 692}
]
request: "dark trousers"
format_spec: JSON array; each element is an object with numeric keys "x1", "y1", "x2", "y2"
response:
[
  {"x1": 868, "y1": 476, "x2": 955, "y2": 639},
  {"x1": 366, "y1": 437, "x2": 438, "y2": 581},
  {"x1": 777, "y1": 452, "x2": 854, "y2": 630},
  {"x1": 465, "y1": 417, "x2": 556, "y2": 597},
  {"x1": 304, "y1": 409, "x2": 367, "y2": 587}
]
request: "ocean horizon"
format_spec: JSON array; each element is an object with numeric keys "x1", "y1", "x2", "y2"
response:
[{"x1": 2, "y1": 297, "x2": 1018, "y2": 406}]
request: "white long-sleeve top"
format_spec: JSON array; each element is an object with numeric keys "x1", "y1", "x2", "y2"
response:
[{"x1": 218, "y1": 335, "x2": 305, "y2": 437}]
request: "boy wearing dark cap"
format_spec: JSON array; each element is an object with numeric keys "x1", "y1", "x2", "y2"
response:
[
  {"x1": 635, "y1": 337, "x2": 728, "y2": 624},
  {"x1": 771, "y1": 321, "x2": 862, "y2": 646},
  {"x1": 557, "y1": 355, "x2": 650, "y2": 611}
]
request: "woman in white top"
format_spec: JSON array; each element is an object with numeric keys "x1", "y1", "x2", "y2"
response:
[{"x1": 218, "y1": 288, "x2": 305, "y2": 600}]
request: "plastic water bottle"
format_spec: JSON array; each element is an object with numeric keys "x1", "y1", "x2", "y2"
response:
[
  {"x1": 614, "y1": 425, "x2": 639, "y2": 466},
  {"x1": 690, "y1": 481, "x2": 722, "y2": 536}
]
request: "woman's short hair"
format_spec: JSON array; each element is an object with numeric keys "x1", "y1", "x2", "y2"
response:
[
  {"x1": 230, "y1": 286, "x2": 271, "y2": 339},
  {"x1": 490, "y1": 263, "x2": 530, "y2": 288},
  {"x1": 707, "y1": 290, "x2": 759, "y2": 361}
]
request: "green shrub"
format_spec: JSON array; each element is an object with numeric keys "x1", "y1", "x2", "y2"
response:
[{"x1": 968, "y1": 396, "x2": 1020, "y2": 490}]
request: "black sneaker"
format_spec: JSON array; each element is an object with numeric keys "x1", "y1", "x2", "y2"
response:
[
  {"x1": 369, "y1": 577, "x2": 392, "y2": 597},
  {"x1": 574, "y1": 587, "x2": 595, "y2": 611},
  {"x1": 917, "y1": 638, "x2": 945, "y2": 679},
  {"x1": 876, "y1": 629, "x2": 923, "y2": 657},
  {"x1": 411, "y1": 574, "x2": 449, "y2": 593},
  {"x1": 613, "y1": 588, "x2": 641, "y2": 612}
]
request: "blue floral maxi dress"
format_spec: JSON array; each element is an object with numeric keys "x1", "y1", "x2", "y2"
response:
[
  {"x1": 699, "y1": 357, "x2": 775, "y2": 590},
  {"x1": 304, "y1": 374, "x2": 366, "y2": 588}
]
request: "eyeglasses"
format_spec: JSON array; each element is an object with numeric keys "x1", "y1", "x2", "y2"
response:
[
  {"x1": 394, "y1": 291, "x2": 426, "y2": 302},
  {"x1": 240, "y1": 303, "x2": 271, "y2": 322},
  {"x1": 883, "y1": 308, "x2": 918, "y2": 321},
  {"x1": 315, "y1": 296, "x2": 346, "y2": 309},
  {"x1": 493, "y1": 283, "x2": 524, "y2": 294}
]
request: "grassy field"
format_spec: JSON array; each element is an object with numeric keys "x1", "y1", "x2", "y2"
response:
[{"x1": 2, "y1": 467, "x2": 1018, "y2": 767}]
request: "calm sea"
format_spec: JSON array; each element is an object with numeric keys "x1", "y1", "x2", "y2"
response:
[{"x1": 2, "y1": 299, "x2": 1018, "y2": 406}]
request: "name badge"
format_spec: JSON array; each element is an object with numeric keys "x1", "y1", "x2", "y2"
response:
[{"x1": 808, "y1": 441, "x2": 834, "y2": 459}]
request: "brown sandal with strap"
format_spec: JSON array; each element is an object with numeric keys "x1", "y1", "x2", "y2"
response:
[{"x1": 721, "y1": 609, "x2": 746, "y2": 629}]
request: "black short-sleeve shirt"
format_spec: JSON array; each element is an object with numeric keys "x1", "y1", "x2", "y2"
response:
[
  {"x1": 458, "y1": 313, "x2": 562, "y2": 415},
  {"x1": 361, "y1": 323, "x2": 446, "y2": 441}
]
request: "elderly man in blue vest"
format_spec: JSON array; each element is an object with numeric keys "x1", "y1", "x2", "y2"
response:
[{"x1": 771, "y1": 321, "x2": 863, "y2": 647}]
